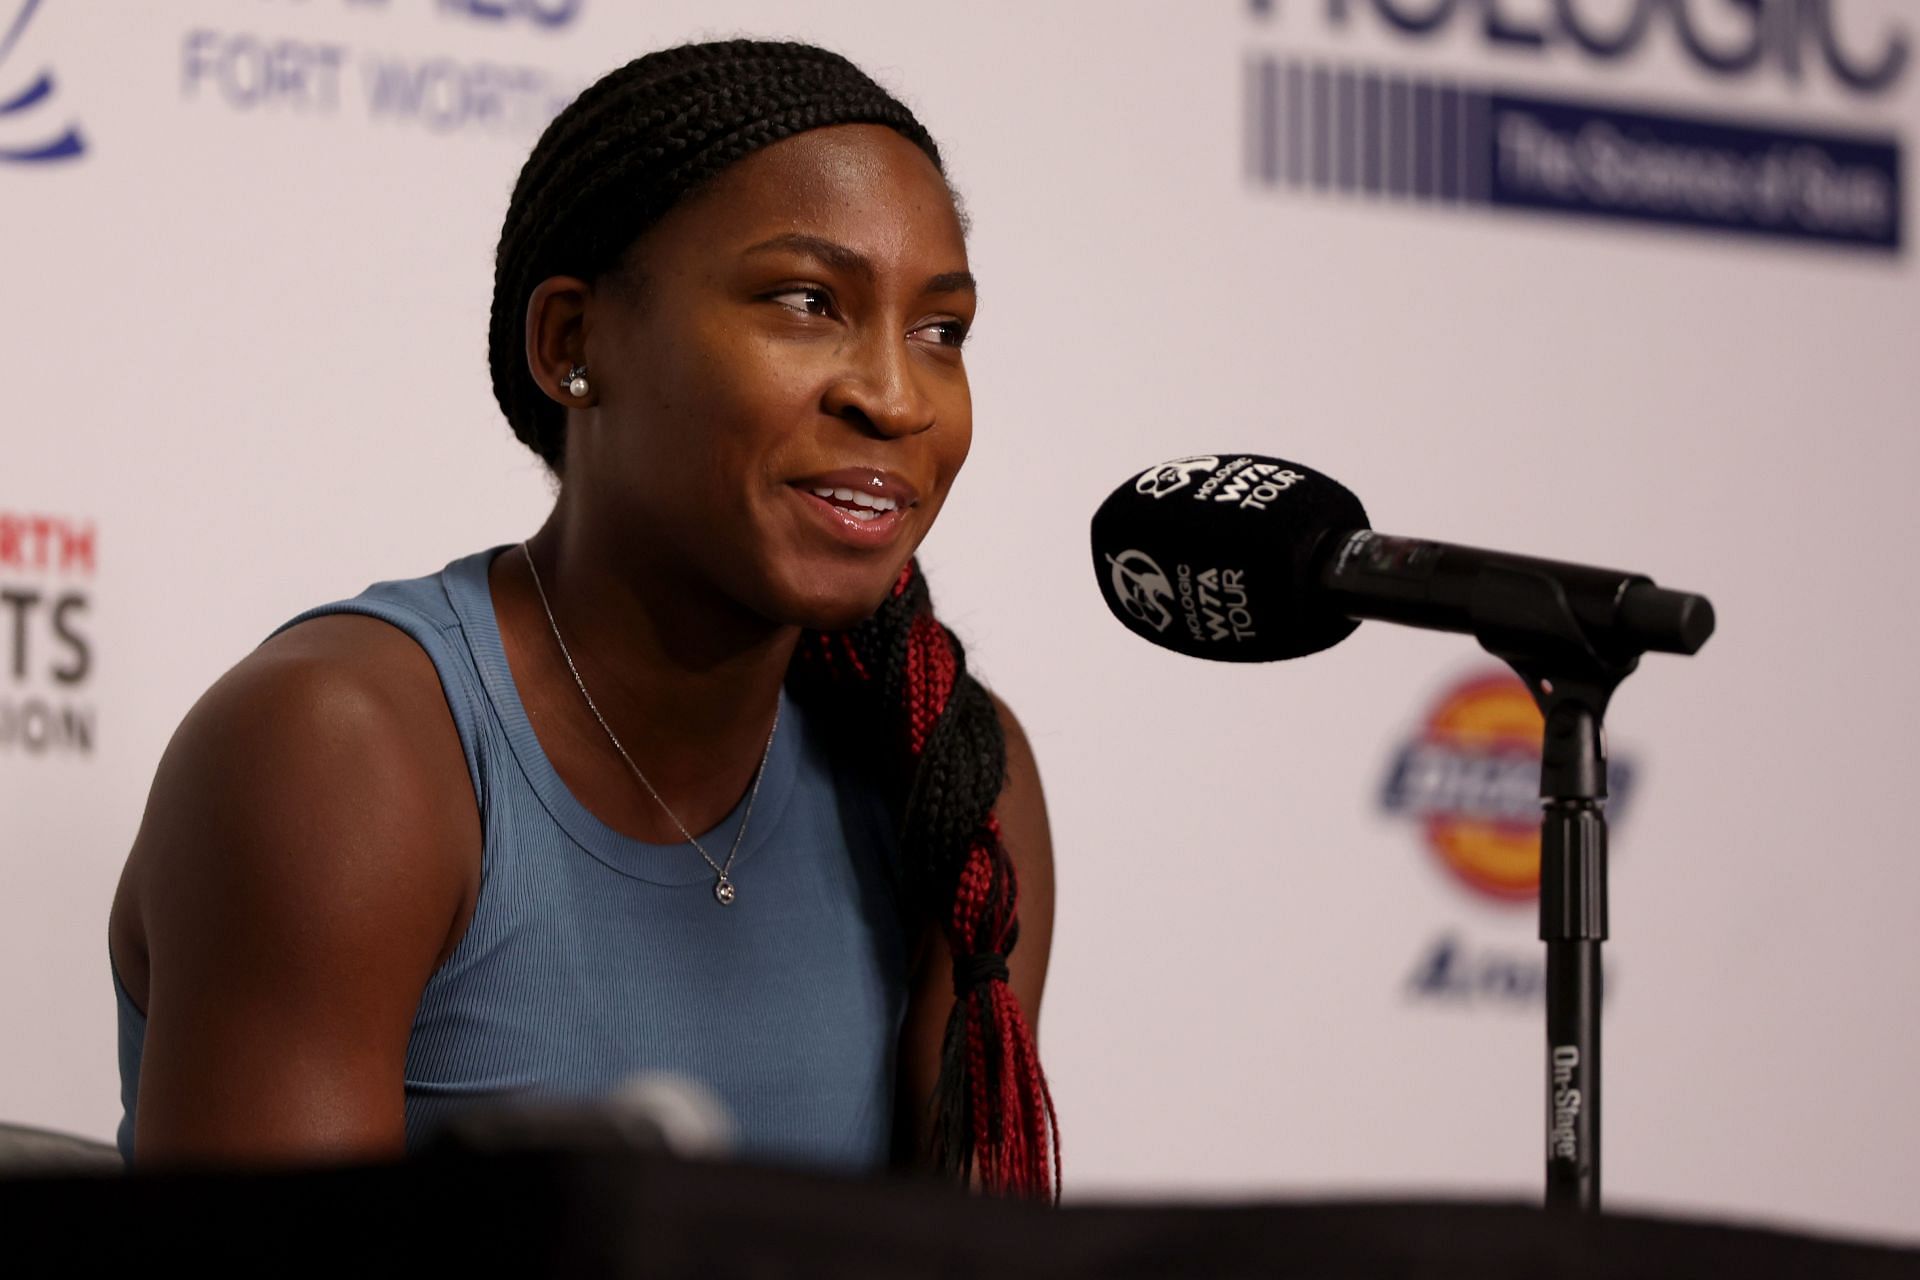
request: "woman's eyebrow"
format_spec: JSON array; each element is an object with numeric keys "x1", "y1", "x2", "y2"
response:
[
  {"x1": 742, "y1": 232, "x2": 976, "y2": 296},
  {"x1": 923, "y1": 269, "x2": 977, "y2": 297}
]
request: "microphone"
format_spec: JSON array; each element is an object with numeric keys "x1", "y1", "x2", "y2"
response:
[
  {"x1": 425, "y1": 1071, "x2": 737, "y2": 1158},
  {"x1": 1091, "y1": 454, "x2": 1713, "y2": 664}
]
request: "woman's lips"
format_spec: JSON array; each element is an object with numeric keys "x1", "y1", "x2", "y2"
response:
[
  {"x1": 786, "y1": 467, "x2": 920, "y2": 549},
  {"x1": 790, "y1": 467, "x2": 921, "y2": 509},
  {"x1": 788, "y1": 483, "x2": 911, "y2": 547}
]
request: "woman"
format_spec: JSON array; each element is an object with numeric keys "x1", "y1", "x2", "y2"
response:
[{"x1": 107, "y1": 39, "x2": 1058, "y2": 1200}]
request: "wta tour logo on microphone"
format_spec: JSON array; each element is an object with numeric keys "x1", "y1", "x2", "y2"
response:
[
  {"x1": 1133, "y1": 456, "x2": 1221, "y2": 499},
  {"x1": 1095, "y1": 453, "x2": 1364, "y2": 662},
  {"x1": 1104, "y1": 545, "x2": 1258, "y2": 645},
  {"x1": 1381, "y1": 670, "x2": 1636, "y2": 902},
  {"x1": 1106, "y1": 456, "x2": 1293, "y2": 651},
  {"x1": 1105, "y1": 549, "x2": 1178, "y2": 633}
]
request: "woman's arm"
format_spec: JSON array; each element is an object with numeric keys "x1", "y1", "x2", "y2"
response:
[
  {"x1": 111, "y1": 616, "x2": 478, "y2": 1167},
  {"x1": 894, "y1": 689, "x2": 1056, "y2": 1171}
]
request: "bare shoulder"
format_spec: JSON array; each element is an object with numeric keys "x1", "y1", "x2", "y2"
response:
[
  {"x1": 109, "y1": 612, "x2": 480, "y2": 1164},
  {"x1": 986, "y1": 691, "x2": 1055, "y2": 1014},
  {"x1": 116, "y1": 612, "x2": 479, "y2": 984},
  {"x1": 987, "y1": 693, "x2": 1049, "y2": 870}
]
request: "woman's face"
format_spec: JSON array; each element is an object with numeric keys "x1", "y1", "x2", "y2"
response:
[{"x1": 559, "y1": 122, "x2": 976, "y2": 632}]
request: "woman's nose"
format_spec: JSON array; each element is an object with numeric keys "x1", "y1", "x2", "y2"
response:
[{"x1": 821, "y1": 328, "x2": 936, "y2": 438}]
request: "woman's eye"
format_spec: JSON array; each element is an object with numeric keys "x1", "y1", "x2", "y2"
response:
[
  {"x1": 770, "y1": 287, "x2": 833, "y2": 317},
  {"x1": 918, "y1": 320, "x2": 970, "y2": 349}
]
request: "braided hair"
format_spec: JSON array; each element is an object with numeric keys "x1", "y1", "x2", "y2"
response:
[{"x1": 486, "y1": 39, "x2": 1058, "y2": 1200}]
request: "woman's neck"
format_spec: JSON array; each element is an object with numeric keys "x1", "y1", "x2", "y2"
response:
[{"x1": 499, "y1": 507, "x2": 800, "y2": 833}]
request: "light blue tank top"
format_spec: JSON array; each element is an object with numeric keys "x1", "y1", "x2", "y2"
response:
[{"x1": 113, "y1": 546, "x2": 911, "y2": 1172}]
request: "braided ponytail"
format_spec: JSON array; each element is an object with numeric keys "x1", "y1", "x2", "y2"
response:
[
  {"x1": 489, "y1": 39, "x2": 1058, "y2": 1199},
  {"x1": 788, "y1": 561, "x2": 1059, "y2": 1200}
]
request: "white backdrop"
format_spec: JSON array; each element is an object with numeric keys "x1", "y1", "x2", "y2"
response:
[{"x1": 4, "y1": 0, "x2": 1916, "y2": 1245}]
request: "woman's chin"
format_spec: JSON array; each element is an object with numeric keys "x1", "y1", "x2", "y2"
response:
[
  {"x1": 793, "y1": 595, "x2": 892, "y2": 634},
  {"x1": 775, "y1": 568, "x2": 901, "y2": 633}
]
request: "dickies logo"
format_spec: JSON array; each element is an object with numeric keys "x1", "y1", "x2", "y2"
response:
[
  {"x1": 1380, "y1": 670, "x2": 1635, "y2": 903},
  {"x1": 0, "y1": 1, "x2": 84, "y2": 164}
]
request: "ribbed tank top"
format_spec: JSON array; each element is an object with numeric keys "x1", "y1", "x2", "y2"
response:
[{"x1": 112, "y1": 546, "x2": 912, "y2": 1172}]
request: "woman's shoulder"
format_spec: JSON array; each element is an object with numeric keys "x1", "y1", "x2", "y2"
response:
[
  {"x1": 149, "y1": 584, "x2": 482, "y2": 863},
  {"x1": 264, "y1": 548, "x2": 498, "y2": 656},
  {"x1": 108, "y1": 599, "x2": 482, "y2": 1162},
  {"x1": 111, "y1": 595, "x2": 484, "y2": 1016},
  {"x1": 199, "y1": 602, "x2": 475, "y2": 809},
  {"x1": 984, "y1": 693, "x2": 1052, "y2": 952},
  {"x1": 142, "y1": 588, "x2": 478, "y2": 851},
  {"x1": 983, "y1": 693, "x2": 1045, "y2": 841}
]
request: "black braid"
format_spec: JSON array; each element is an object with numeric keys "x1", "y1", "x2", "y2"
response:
[
  {"x1": 487, "y1": 40, "x2": 943, "y2": 470},
  {"x1": 787, "y1": 565, "x2": 1057, "y2": 1197},
  {"x1": 785, "y1": 570, "x2": 1005, "y2": 906}
]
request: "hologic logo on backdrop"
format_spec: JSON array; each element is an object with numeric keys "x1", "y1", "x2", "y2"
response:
[
  {"x1": 0, "y1": 0, "x2": 85, "y2": 163},
  {"x1": 1243, "y1": 0, "x2": 1907, "y2": 251}
]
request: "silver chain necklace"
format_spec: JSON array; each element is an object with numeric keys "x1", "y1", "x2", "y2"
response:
[{"x1": 519, "y1": 541, "x2": 778, "y2": 906}]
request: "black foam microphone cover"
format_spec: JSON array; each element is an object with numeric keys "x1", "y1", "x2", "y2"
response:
[{"x1": 1091, "y1": 454, "x2": 1369, "y2": 662}]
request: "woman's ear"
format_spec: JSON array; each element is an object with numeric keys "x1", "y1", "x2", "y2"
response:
[{"x1": 525, "y1": 276, "x2": 594, "y2": 407}]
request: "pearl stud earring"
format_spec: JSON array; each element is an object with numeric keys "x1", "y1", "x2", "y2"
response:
[{"x1": 565, "y1": 364, "x2": 589, "y2": 398}]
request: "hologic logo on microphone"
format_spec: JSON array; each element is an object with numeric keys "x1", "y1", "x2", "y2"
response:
[
  {"x1": 1104, "y1": 544, "x2": 1262, "y2": 647},
  {"x1": 1175, "y1": 563, "x2": 1258, "y2": 646}
]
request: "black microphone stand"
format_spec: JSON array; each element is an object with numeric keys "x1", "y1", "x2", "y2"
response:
[{"x1": 1470, "y1": 567, "x2": 1642, "y2": 1213}]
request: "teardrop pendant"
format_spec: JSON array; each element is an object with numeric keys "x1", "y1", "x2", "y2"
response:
[{"x1": 714, "y1": 876, "x2": 736, "y2": 906}]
